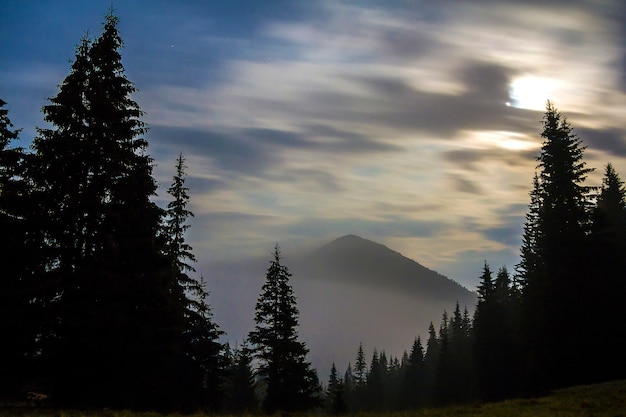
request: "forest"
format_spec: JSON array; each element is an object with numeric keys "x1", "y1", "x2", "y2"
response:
[{"x1": 1, "y1": 11, "x2": 626, "y2": 415}]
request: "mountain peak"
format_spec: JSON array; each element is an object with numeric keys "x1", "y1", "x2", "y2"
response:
[
  {"x1": 305, "y1": 235, "x2": 475, "y2": 303},
  {"x1": 326, "y1": 234, "x2": 375, "y2": 247}
]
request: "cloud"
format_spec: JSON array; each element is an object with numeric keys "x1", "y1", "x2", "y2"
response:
[
  {"x1": 443, "y1": 147, "x2": 538, "y2": 171},
  {"x1": 483, "y1": 224, "x2": 525, "y2": 247},
  {"x1": 447, "y1": 174, "x2": 484, "y2": 195},
  {"x1": 283, "y1": 217, "x2": 448, "y2": 240},
  {"x1": 147, "y1": 0, "x2": 625, "y2": 286},
  {"x1": 6, "y1": 0, "x2": 626, "y2": 290},
  {"x1": 576, "y1": 127, "x2": 626, "y2": 157}
]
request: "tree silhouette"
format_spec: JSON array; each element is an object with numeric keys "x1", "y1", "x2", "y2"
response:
[
  {"x1": 519, "y1": 101, "x2": 593, "y2": 391},
  {"x1": 0, "y1": 99, "x2": 34, "y2": 399},
  {"x1": 28, "y1": 11, "x2": 183, "y2": 409},
  {"x1": 474, "y1": 264, "x2": 518, "y2": 400},
  {"x1": 164, "y1": 152, "x2": 223, "y2": 410},
  {"x1": 422, "y1": 322, "x2": 439, "y2": 405},
  {"x1": 349, "y1": 342, "x2": 368, "y2": 411},
  {"x1": 248, "y1": 245, "x2": 320, "y2": 413},
  {"x1": 327, "y1": 362, "x2": 347, "y2": 414},
  {"x1": 589, "y1": 163, "x2": 626, "y2": 381},
  {"x1": 447, "y1": 301, "x2": 473, "y2": 402},
  {"x1": 365, "y1": 349, "x2": 384, "y2": 411},
  {"x1": 222, "y1": 342, "x2": 258, "y2": 413},
  {"x1": 400, "y1": 336, "x2": 424, "y2": 409}
]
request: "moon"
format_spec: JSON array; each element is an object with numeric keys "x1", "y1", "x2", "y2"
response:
[{"x1": 508, "y1": 75, "x2": 556, "y2": 110}]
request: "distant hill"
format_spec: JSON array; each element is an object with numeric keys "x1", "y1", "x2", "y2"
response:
[
  {"x1": 205, "y1": 235, "x2": 477, "y2": 376},
  {"x1": 299, "y1": 234, "x2": 474, "y2": 304}
]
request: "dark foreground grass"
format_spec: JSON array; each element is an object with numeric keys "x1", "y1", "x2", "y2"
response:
[{"x1": 2, "y1": 379, "x2": 625, "y2": 417}]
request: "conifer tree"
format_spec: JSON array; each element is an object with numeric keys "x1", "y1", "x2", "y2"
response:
[
  {"x1": 327, "y1": 363, "x2": 347, "y2": 414},
  {"x1": 343, "y1": 362, "x2": 354, "y2": 410},
  {"x1": 353, "y1": 342, "x2": 367, "y2": 386},
  {"x1": 474, "y1": 264, "x2": 518, "y2": 400},
  {"x1": 448, "y1": 301, "x2": 473, "y2": 402},
  {"x1": 28, "y1": 12, "x2": 182, "y2": 409},
  {"x1": 350, "y1": 342, "x2": 368, "y2": 411},
  {"x1": 164, "y1": 153, "x2": 223, "y2": 409},
  {"x1": 422, "y1": 322, "x2": 439, "y2": 405},
  {"x1": 434, "y1": 311, "x2": 452, "y2": 404},
  {"x1": 0, "y1": 99, "x2": 33, "y2": 399},
  {"x1": 365, "y1": 349, "x2": 384, "y2": 411},
  {"x1": 590, "y1": 163, "x2": 626, "y2": 380},
  {"x1": 222, "y1": 342, "x2": 258, "y2": 413},
  {"x1": 401, "y1": 337, "x2": 424, "y2": 409},
  {"x1": 516, "y1": 173, "x2": 543, "y2": 291},
  {"x1": 248, "y1": 245, "x2": 320, "y2": 413},
  {"x1": 519, "y1": 101, "x2": 594, "y2": 391}
]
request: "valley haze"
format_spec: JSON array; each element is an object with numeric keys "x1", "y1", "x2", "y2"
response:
[{"x1": 207, "y1": 234, "x2": 476, "y2": 374}]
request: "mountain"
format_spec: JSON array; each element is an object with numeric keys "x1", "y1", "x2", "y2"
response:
[
  {"x1": 205, "y1": 235, "x2": 477, "y2": 377},
  {"x1": 299, "y1": 234, "x2": 474, "y2": 303}
]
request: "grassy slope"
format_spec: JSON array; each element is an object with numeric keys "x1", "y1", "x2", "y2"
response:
[{"x1": 2, "y1": 379, "x2": 625, "y2": 417}]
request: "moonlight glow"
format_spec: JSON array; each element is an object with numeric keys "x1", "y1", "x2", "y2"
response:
[{"x1": 509, "y1": 76, "x2": 557, "y2": 110}]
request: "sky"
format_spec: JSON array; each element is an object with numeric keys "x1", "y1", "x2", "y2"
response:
[{"x1": 2, "y1": 0, "x2": 626, "y2": 291}]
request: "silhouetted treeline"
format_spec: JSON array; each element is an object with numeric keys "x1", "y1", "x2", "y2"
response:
[
  {"x1": 0, "y1": 12, "x2": 224, "y2": 411},
  {"x1": 2, "y1": 8, "x2": 626, "y2": 415},
  {"x1": 0, "y1": 11, "x2": 322, "y2": 413},
  {"x1": 322, "y1": 101, "x2": 626, "y2": 412}
]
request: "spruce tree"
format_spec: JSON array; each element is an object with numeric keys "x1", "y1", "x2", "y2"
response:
[
  {"x1": 590, "y1": 163, "x2": 626, "y2": 380},
  {"x1": 353, "y1": 342, "x2": 367, "y2": 386},
  {"x1": 434, "y1": 311, "x2": 452, "y2": 405},
  {"x1": 163, "y1": 153, "x2": 223, "y2": 409},
  {"x1": 327, "y1": 363, "x2": 347, "y2": 414},
  {"x1": 29, "y1": 12, "x2": 182, "y2": 409},
  {"x1": 248, "y1": 245, "x2": 320, "y2": 413},
  {"x1": 365, "y1": 349, "x2": 384, "y2": 411},
  {"x1": 519, "y1": 101, "x2": 594, "y2": 391},
  {"x1": 0, "y1": 99, "x2": 33, "y2": 399},
  {"x1": 222, "y1": 342, "x2": 258, "y2": 413},
  {"x1": 474, "y1": 264, "x2": 518, "y2": 400},
  {"x1": 350, "y1": 342, "x2": 368, "y2": 411},
  {"x1": 342, "y1": 362, "x2": 354, "y2": 411},
  {"x1": 448, "y1": 301, "x2": 473, "y2": 402},
  {"x1": 422, "y1": 322, "x2": 439, "y2": 405},
  {"x1": 401, "y1": 337, "x2": 424, "y2": 409}
]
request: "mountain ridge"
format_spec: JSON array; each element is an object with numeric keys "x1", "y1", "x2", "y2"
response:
[{"x1": 295, "y1": 234, "x2": 475, "y2": 304}]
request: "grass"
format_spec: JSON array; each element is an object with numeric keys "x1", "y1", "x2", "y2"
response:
[{"x1": 2, "y1": 379, "x2": 625, "y2": 417}]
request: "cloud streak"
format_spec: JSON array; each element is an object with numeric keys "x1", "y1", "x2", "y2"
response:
[{"x1": 3, "y1": 0, "x2": 626, "y2": 290}]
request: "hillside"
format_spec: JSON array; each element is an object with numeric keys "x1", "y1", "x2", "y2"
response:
[{"x1": 4, "y1": 379, "x2": 625, "y2": 416}]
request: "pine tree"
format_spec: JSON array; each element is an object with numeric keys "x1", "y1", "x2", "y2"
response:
[
  {"x1": 516, "y1": 173, "x2": 543, "y2": 291},
  {"x1": 474, "y1": 264, "x2": 518, "y2": 400},
  {"x1": 222, "y1": 341, "x2": 258, "y2": 413},
  {"x1": 448, "y1": 301, "x2": 473, "y2": 402},
  {"x1": 401, "y1": 336, "x2": 424, "y2": 409},
  {"x1": 163, "y1": 153, "x2": 223, "y2": 409},
  {"x1": 365, "y1": 349, "x2": 384, "y2": 411},
  {"x1": 327, "y1": 363, "x2": 347, "y2": 414},
  {"x1": 590, "y1": 163, "x2": 626, "y2": 380},
  {"x1": 422, "y1": 322, "x2": 439, "y2": 405},
  {"x1": 384, "y1": 354, "x2": 402, "y2": 410},
  {"x1": 28, "y1": 12, "x2": 182, "y2": 409},
  {"x1": 350, "y1": 342, "x2": 368, "y2": 411},
  {"x1": 248, "y1": 245, "x2": 320, "y2": 413},
  {"x1": 0, "y1": 99, "x2": 33, "y2": 399},
  {"x1": 519, "y1": 101, "x2": 594, "y2": 391},
  {"x1": 434, "y1": 311, "x2": 452, "y2": 405},
  {"x1": 343, "y1": 362, "x2": 354, "y2": 410},
  {"x1": 354, "y1": 342, "x2": 367, "y2": 386}
]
